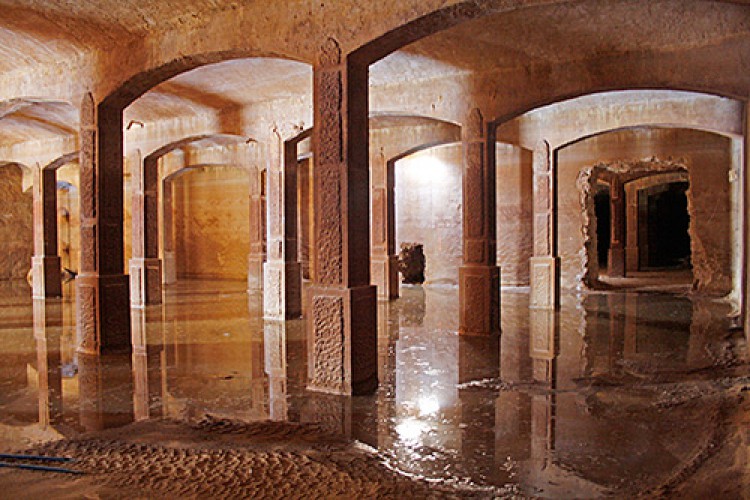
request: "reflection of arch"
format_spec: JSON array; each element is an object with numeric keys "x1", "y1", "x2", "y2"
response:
[
  {"x1": 32, "y1": 152, "x2": 79, "y2": 298},
  {"x1": 130, "y1": 134, "x2": 254, "y2": 306}
]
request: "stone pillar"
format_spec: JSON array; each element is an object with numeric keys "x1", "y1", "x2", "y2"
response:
[
  {"x1": 32, "y1": 165, "x2": 62, "y2": 298},
  {"x1": 625, "y1": 183, "x2": 640, "y2": 272},
  {"x1": 530, "y1": 140, "x2": 560, "y2": 309},
  {"x1": 743, "y1": 105, "x2": 750, "y2": 341},
  {"x1": 33, "y1": 299, "x2": 63, "y2": 427},
  {"x1": 608, "y1": 177, "x2": 626, "y2": 277},
  {"x1": 371, "y1": 151, "x2": 399, "y2": 300},
  {"x1": 263, "y1": 133, "x2": 302, "y2": 319},
  {"x1": 298, "y1": 157, "x2": 313, "y2": 280},
  {"x1": 307, "y1": 39, "x2": 377, "y2": 395},
  {"x1": 162, "y1": 181, "x2": 177, "y2": 285},
  {"x1": 248, "y1": 164, "x2": 265, "y2": 292},
  {"x1": 75, "y1": 93, "x2": 131, "y2": 354},
  {"x1": 130, "y1": 155, "x2": 162, "y2": 306},
  {"x1": 459, "y1": 108, "x2": 500, "y2": 335}
]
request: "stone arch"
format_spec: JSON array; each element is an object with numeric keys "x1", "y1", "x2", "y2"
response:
[
  {"x1": 130, "y1": 135, "x2": 255, "y2": 306},
  {"x1": 30, "y1": 152, "x2": 80, "y2": 298},
  {"x1": 577, "y1": 158, "x2": 689, "y2": 289}
]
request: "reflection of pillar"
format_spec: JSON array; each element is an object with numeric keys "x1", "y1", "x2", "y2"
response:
[
  {"x1": 459, "y1": 108, "x2": 500, "y2": 335},
  {"x1": 495, "y1": 391, "x2": 531, "y2": 467},
  {"x1": 744, "y1": 113, "x2": 750, "y2": 341},
  {"x1": 529, "y1": 309, "x2": 558, "y2": 385},
  {"x1": 130, "y1": 155, "x2": 163, "y2": 306},
  {"x1": 371, "y1": 151, "x2": 399, "y2": 300},
  {"x1": 264, "y1": 135, "x2": 302, "y2": 319},
  {"x1": 33, "y1": 299, "x2": 63, "y2": 427},
  {"x1": 307, "y1": 39, "x2": 377, "y2": 395},
  {"x1": 298, "y1": 158, "x2": 314, "y2": 281},
  {"x1": 78, "y1": 352, "x2": 134, "y2": 431},
  {"x1": 530, "y1": 393, "x2": 556, "y2": 467},
  {"x1": 530, "y1": 140, "x2": 559, "y2": 309},
  {"x1": 264, "y1": 320, "x2": 289, "y2": 421},
  {"x1": 32, "y1": 165, "x2": 62, "y2": 298},
  {"x1": 131, "y1": 308, "x2": 165, "y2": 420},
  {"x1": 608, "y1": 177, "x2": 626, "y2": 277},
  {"x1": 76, "y1": 93, "x2": 131, "y2": 353},
  {"x1": 623, "y1": 294, "x2": 638, "y2": 357},
  {"x1": 625, "y1": 183, "x2": 640, "y2": 272},
  {"x1": 248, "y1": 162, "x2": 265, "y2": 292},
  {"x1": 162, "y1": 181, "x2": 177, "y2": 285}
]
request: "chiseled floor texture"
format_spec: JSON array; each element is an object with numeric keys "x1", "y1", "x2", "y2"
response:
[{"x1": 0, "y1": 279, "x2": 747, "y2": 498}]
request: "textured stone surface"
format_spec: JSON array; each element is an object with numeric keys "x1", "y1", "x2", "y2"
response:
[{"x1": 0, "y1": 165, "x2": 32, "y2": 281}]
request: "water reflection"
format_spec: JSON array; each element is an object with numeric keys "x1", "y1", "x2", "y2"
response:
[{"x1": 0, "y1": 281, "x2": 746, "y2": 495}]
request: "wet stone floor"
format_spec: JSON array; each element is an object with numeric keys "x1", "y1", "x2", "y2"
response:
[{"x1": 0, "y1": 279, "x2": 748, "y2": 498}]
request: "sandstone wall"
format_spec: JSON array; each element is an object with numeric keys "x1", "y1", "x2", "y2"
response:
[
  {"x1": 496, "y1": 144, "x2": 532, "y2": 286},
  {"x1": 173, "y1": 166, "x2": 250, "y2": 281},
  {"x1": 557, "y1": 128, "x2": 733, "y2": 294},
  {"x1": 395, "y1": 145, "x2": 462, "y2": 286},
  {"x1": 0, "y1": 166, "x2": 32, "y2": 281}
]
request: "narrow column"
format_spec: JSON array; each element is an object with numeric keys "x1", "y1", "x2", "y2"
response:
[
  {"x1": 76, "y1": 93, "x2": 131, "y2": 353},
  {"x1": 263, "y1": 133, "x2": 302, "y2": 319},
  {"x1": 370, "y1": 151, "x2": 399, "y2": 300},
  {"x1": 529, "y1": 309, "x2": 558, "y2": 385},
  {"x1": 625, "y1": 183, "x2": 640, "y2": 272},
  {"x1": 31, "y1": 165, "x2": 62, "y2": 298},
  {"x1": 264, "y1": 320, "x2": 290, "y2": 421},
  {"x1": 744, "y1": 106, "x2": 750, "y2": 342},
  {"x1": 247, "y1": 164, "x2": 265, "y2": 292},
  {"x1": 530, "y1": 140, "x2": 560, "y2": 309},
  {"x1": 608, "y1": 177, "x2": 626, "y2": 277},
  {"x1": 162, "y1": 181, "x2": 177, "y2": 284},
  {"x1": 130, "y1": 155, "x2": 162, "y2": 306},
  {"x1": 298, "y1": 158, "x2": 313, "y2": 280},
  {"x1": 307, "y1": 38, "x2": 377, "y2": 395},
  {"x1": 459, "y1": 108, "x2": 500, "y2": 335}
]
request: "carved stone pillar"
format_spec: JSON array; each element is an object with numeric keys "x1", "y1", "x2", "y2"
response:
[
  {"x1": 130, "y1": 155, "x2": 162, "y2": 306},
  {"x1": 459, "y1": 108, "x2": 500, "y2": 335},
  {"x1": 298, "y1": 157, "x2": 314, "y2": 280},
  {"x1": 75, "y1": 93, "x2": 131, "y2": 354},
  {"x1": 608, "y1": 177, "x2": 626, "y2": 277},
  {"x1": 32, "y1": 165, "x2": 62, "y2": 298},
  {"x1": 370, "y1": 150, "x2": 399, "y2": 300},
  {"x1": 307, "y1": 39, "x2": 377, "y2": 395},
  {"x1": 263, "y1": 134, "x2": 302, "y2": 319},
  {"x1": 530, "y1": 140, "x2": 560, "y2": 309},
  {"x1": 162, "y1": 181, "x2": 177, "y2": 285},
  {"x1": 744, "y1": 107, "x2": 750, "y2": 341},
  {"x1": 247, "y1": 163, "x2": 265, "y2": 292},
  {"x1": 625, "y1": 183, "x2": 640, "y2": 272}
]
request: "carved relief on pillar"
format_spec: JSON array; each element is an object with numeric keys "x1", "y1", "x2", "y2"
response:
[{"x1": 310, "y1": 295, "x2": 345, "y2": 392}]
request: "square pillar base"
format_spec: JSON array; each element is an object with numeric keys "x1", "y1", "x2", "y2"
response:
[
  {"x1": 371, "y1": 254, "x2": 399, "y2": 300},
  {"x1": 306, "y1": 284, "x2": 377, "y2": 395},
  {"x1": 529, "y1": 256, "x2": 560, "y2": 309},
  {"x1": 31, "y1": 255, "x2": 62, "y2": 299},
  {"x1": 76, "y1": 273, "x2": 131, "y2": 354},
  {"x1": 625, "y1": 247, "x2": 639, "y2": 273},
  {"x1": 129, "y1": 258, "x2": 162, "y2": 307},
  {"x1": 459, "y1": 265, "x2": 501, "y2": 336},
  {"x1": 263, "y1": 260, "x2": 303, "y2": 320}
]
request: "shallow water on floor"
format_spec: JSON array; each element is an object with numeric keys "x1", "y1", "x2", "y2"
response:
[{"x1": 0, "y1": 279, "x2": 747, "y2": 496}]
